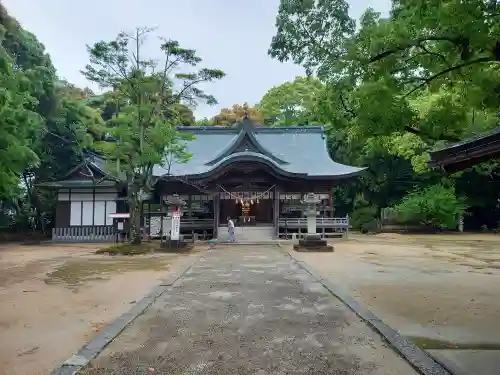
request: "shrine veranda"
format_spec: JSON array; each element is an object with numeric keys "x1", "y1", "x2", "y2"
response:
[{"x1": 40, "y1": 119, "x2": 365, "y2": 242}]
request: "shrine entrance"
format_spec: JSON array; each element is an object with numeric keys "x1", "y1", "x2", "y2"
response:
[{"x1": 218, "y1": 188, "x2": 275, "y2": 226}]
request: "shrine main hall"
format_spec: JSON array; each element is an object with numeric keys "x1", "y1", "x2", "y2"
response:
[{"x1": 44, "y1": 118, "x2": 365, "y2": 242}]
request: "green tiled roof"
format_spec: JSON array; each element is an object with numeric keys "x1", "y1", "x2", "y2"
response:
[
  {"x1": 65, "y1": 119, "x2": 365, "y2": 183},
  {"x1": 152, "y1": 119, "x2": 365, "y2": 180}
]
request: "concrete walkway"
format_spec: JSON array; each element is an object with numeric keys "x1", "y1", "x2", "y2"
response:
[{"x1": 81, "y1": 246, "x2": 420, "y2": 374}]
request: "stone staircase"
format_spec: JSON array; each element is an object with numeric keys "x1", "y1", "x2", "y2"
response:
[{"x1": 217, "y1": 225, "x2": 275, "y2": 243}]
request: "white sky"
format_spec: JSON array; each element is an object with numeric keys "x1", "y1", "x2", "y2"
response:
[{"x1": 3, "y1": 0, "x2": 390, "y2": 119}]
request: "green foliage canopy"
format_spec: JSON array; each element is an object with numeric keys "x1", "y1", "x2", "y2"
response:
[{"x1": 269, "y1": 0, "x2": 500, "y2": 229}]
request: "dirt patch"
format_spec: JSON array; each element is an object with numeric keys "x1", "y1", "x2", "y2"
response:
[
  {"x1": 0, "y1": 242, "x2": 203, "y2": 375},
  {"x1": 291, "y1": 233, "x2": 500, "y2": 347},
  {"x1": 45, "y1": 257, "x2": 170, "y2": 286}
]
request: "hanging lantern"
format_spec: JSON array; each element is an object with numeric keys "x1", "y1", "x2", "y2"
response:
[
  {"x1": 256, "y1": 199, "x2": 260, "y2": 204},
  {"x1": 235, "y1": 199, "x2": 238, "y2": 204},
  {"x1": 240, "y1": 199, "x2": 243, "y2": 205},
  {"x1": 250, "y1": 199, "x2": 254, "y2": 205}
]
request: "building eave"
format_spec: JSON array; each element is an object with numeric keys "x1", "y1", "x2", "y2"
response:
[
  {"x1": 36, "y1": 180, "x2": 118, "y2": 189},
  {"x1": 428, "y1": 127, "x2": 500, "y2": 172},
  {"x1": 161, "y1": 152, "x2": 367, "y2": 181},
  {"x1": 163, "y1": 152, "x2": 307, "y2": 180}
]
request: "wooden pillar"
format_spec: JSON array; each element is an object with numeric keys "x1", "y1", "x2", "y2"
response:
[
  {"x1": 273, "y1": 186, "x2": 280, "y2": 238},
  {"x1": 187, "y1": 194, "x2": 192, "y2": 218},
  {"x1": 299, "y1": 186, "x2": 306, "y2": 234},
  {"x1": 92, "y1": 188, "x2": 96, "y2": 226},
  {"x1": 329, "y1": 188, "x2": 334, "y2": 217},
  {"x1": 148, "y1": 203, "x2": 151, "y2": 237},
  {"x1": 187, "y1": 194, "x2": 193, "y2": 238},
  {"x1": 213, "y1": 191, "x2": 220, "y2": 239}
]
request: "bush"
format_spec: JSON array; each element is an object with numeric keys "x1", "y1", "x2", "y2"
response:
[
  {"x1": 351, "y1": 206, "x2": 379, "y2": 233},
  {"x1": 392, "y1": 184, "x2": 467, "y2": 230}
]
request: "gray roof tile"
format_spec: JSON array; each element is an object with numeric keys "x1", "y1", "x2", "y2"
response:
[{"x1": 155, "y1": 122, "x2": 365, "y2": 179}]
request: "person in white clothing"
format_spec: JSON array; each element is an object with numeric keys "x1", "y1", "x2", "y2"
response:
[{"x1": 227, "y1": 216, "x2": 235, "y2": 242}]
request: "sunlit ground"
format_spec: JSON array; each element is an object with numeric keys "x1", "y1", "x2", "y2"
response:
[{"x1": 291, "y1": 232, "x2": 500, "y2": 347}]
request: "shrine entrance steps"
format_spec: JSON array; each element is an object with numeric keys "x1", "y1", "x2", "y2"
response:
[{"x1": 217, "y1": 225, "x2": 275, "y2": 243}]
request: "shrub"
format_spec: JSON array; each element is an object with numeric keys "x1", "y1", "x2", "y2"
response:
[
  {"x1": 351, "y1": 206, "x2": 379, "y2": 233},
  {"x1": 392, "y1": 184, "x2": 467, "y2": 230}
]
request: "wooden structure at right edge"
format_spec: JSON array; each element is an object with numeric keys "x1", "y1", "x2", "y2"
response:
[{"x1": 429, "y1": 127, "x2": 500, "y2": 173}]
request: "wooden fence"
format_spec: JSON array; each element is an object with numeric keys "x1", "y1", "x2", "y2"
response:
[
  {"x1": 52, "y1": 226, "x2": 116, "y2": 243},
  {"x1": 52, "y1": 219, "x2": 214, "y2": 243}
]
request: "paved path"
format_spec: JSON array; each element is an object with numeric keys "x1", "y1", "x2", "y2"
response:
[{"x1": 82, "y1": 246, "x2": 418, "y2": 374}]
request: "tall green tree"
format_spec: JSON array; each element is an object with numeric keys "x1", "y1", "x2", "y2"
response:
[
  {"x1": 257, "y1": 76, "x2": 324, "y2": 125},
  {"x1": 82, "y1": 27, "x2": 225, "y2": 243},
  {"x1": 269, "y1": 0, "x2": 500, "y2": 228},
  {"x1": 269, "y1": 0, "x2": 355, "y2": 77},
  {"x1": 0, "y1": 3, "x2": 58, "y2": 222},
  {"x1": 270, "y1": 0, "x2": 499, "y2": 141},
  {"x1": 0, "y1": 29, "x2": 42, "y2": 198}
]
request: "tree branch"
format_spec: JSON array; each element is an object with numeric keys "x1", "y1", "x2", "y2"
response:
[
  {"x1": 404, "y1": 125, "x2": 460, "y2": 142},
  {"x1": 419, "y1": 43, "x2": 452, "y2": 68},
  {"x1": 404, "y1": 57, "x2": 493, "y2": 97},
  {"x1": 369, "y1": 36, "x2": 462, "y2": 63},
  {"x1": 339, "y1": 92, "x2": 356, "y2": 118},
  {"x1": 171, "y1": 79, "x2": 205, "y2": 104}
]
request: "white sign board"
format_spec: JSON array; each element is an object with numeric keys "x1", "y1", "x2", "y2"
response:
[{"x1": 171, "y1": 210, "x2": 180, "y2": 240}]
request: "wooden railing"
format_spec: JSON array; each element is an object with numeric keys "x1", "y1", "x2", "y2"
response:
[
  {"x1": 278, "y1": 217, "x2": 349, "y2": 228},
  {"x1": 52, "y1": 225, "x2": 117, "y2": 243},
  {"x1": 180, "y1": 218, "x2": 214, "y2": 229},
  {"x1": 278, "y1": 216, "x2": 350, "y2": 239}
]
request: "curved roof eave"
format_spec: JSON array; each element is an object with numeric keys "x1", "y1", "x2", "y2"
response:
[
  {"x1": 305, "y1": 166, "x2": 367, "y2": 180},
  {"x1": 172, "y1": 152, "x2": 307, "y2": 180}
]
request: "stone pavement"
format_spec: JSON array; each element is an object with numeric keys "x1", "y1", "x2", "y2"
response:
[{"x1": 81, "y1": 246, "x2": 420, "y2": 374}]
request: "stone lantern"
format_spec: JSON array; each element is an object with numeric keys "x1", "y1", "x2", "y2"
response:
[
  {"x1": 301, "y1": 192, "x2": 321, "y2": 236},
  {"x1": 293, "y1": 193, "x2": 333, "y2": 252}
]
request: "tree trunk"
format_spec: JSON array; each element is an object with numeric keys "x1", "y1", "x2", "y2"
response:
[
  {"x1": 128, "y1": 196, "x2": 142, "y2": 245},
  {"x1": 22, "y1": 174, "x2": 44, "y2": 234}
]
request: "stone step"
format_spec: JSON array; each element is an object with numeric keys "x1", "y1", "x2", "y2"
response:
[
  {"x1": 213, "y1": 240, "x2": 282, "y2": 246},
  {"x1": 217, "y1": 226, "x2": 275, "y2": 242}
]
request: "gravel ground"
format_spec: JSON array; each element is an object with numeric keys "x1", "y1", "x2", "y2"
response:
[{"x1": 82, "y1": 245, "x2": 418, "y2": 375}]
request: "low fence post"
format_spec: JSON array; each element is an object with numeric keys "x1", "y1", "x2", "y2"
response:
[{"x1": 346, "y1": 214, "x2": 349, "y2": 237}]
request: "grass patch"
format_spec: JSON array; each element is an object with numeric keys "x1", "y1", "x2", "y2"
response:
[
  {"x1": 96, "y1": 242, "x2": 159, "y2": 256},
  {"x1": 407, "y1": 336, "x2": 500, "y2": 350},
  {"x1": 45, "y1": 257, "x2": 169, "y2": 286}
]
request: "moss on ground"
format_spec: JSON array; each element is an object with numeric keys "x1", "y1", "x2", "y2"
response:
[
  {"x1": 45, "y1": 257, "x2": 169, "y2": 286},
  {"x1": 407, "y1": 336, "x2": 500, "y2": 350},
  {"x1": 96, "y1": 243, "x2": 159, "y2": 255}
]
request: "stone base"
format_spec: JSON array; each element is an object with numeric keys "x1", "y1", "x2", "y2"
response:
[
  {"x1": 159, "y1": 239, "x2": 193, "y2": 253},
  {"x1": 293, "y1": 234, "x2": 334, "y2": 252},
  {"x1": 300, "y1": 234, "x2": 327, "y2": 246},
  {"x1": 293, "y1": 244, "x2": 334, "y2": 252}
]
